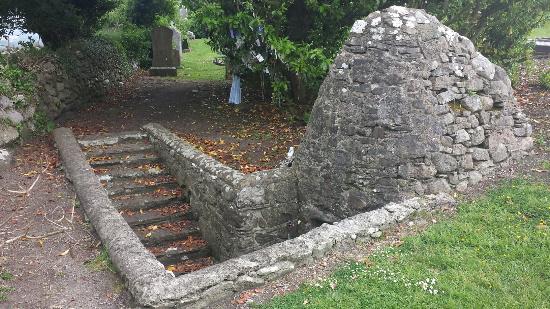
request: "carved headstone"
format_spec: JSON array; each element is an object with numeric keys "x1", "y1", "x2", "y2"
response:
[
  {"x1": 293, "y1": 6, "x2": 533, "y2": 221},
  {"x1": 150, "y1": 26, "x2": 179, "y2": 76}
]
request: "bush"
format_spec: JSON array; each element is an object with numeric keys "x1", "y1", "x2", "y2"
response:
[
  {"x1": 56, "y1": 37, "x2": 132, "y2": 98},
  {"x1": 120, "y1": 25, "x2": 152, "y2": 68},
  {"x1": 127, "y1": 0, "x2": 179, "y2": 27},
  {"x1": 0, "y1": 53, "x2": 36, "y2": 97},
  {"x1": 540, "y1": 69, "x2": 550, "y2": 90}
]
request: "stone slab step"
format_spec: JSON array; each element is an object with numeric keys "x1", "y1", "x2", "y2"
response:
[
  {"x1": 114, "y1": 195, "x2": 183, "y2": 211},
  {"x1": 167, "y1": 257, "x2": 214, "y2": 276},
  {"x1": 78, "y1": 131, "x2": 147, "y2": 147},
  {"x1": 122, "y1": 203, "x2": 193, "y2": 226},
  {"x1": 104, "y1": 178, "x2": 178, "y2": 197},
  {"x1": 96, "y1": 165, "x2": 169, "y2": 181},
  {"x1": 157, "y1": 246, "x2": 211, "y2": 266},
  {"x1": 84, "y1": 142, "x2": 154, "y2": 158},
  {"x1": 88, "y1": 152, "x2": 159, "y2": 167},
  {"x1": 136, "y1": 221, "x2": 201, "y2": 246}
]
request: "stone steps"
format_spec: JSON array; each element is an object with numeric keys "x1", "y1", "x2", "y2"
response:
[
  {"x1": 96, "y1": 165, "x2": 169, "y2": 181},
  {"x1": 135, "y1": 221, "x2": 201, "y2": 246},
  {"x1": 114, "y1": 195, "x2": 183, "y2": 211},
  {"x1": 88, "y1": 152, "x2": 160, "y2": 167},
  {"x1": 122, "y1": 203, "x2": 194, "y2": 226},
  {"x1": 103, "y1": 176, "x2": 179, "y2": 197},
  {"x1": 77, "y1": 130, "x2": 214, "y2": 276},
  {"x1": 84, "y1": 141, "x2": 154, "y2": 157},
  {"x1": 78, "y1": 131, "x2": 147, "y2": 147}
]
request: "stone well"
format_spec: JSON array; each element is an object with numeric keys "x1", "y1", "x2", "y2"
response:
[{"x1": 147, "y1": 6, "x2": 533, "y2": 262}]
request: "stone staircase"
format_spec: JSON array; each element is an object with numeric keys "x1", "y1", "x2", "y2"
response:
[{"x1": 78, "y1": 131, "x2": 213, "y2": 275}]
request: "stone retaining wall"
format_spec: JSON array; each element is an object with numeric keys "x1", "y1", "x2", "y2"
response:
[
  {"x1": 143, "y1": 123, "x2": 301, "y2": 261},
  {"x1": 0, "y1": 38, "x2": 131, "y2": 147},
  {"x1": 138, "y1": 192, "x2": 455, "y2": 307}
]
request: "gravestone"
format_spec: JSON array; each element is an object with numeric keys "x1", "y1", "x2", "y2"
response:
[
  {"x1": 171, "y1": 27, "x2": 183, "y2": 61},
  {"x1": 150, "y1": 26, "x2": 180, "y2": 76}
]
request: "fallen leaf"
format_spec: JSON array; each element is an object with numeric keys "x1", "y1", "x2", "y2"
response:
[{"x1": 59, "y1": 249, "x2": 70, "y2": 256}]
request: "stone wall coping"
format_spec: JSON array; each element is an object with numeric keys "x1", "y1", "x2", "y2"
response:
[{"x1": 56, "y1": 126, "x2": 455, "y2": 307}]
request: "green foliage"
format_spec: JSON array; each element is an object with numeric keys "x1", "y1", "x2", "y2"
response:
[
  {"x1": 177, "y1": 39, "x2": 225, "y2": 81},
  {"x1": 120, "y1": 24, "x2": 152, "y2": 67},
  {"x1": 127, "y1": 0, "x2": 180, "y2": 27},
  {"x1": 56, "y1": 37, "x2": 132, "y2": 93},
  {"x1": 262, "y1": 180, "x2": 550, "y2": 308},
  {"x1": 0, "y1": 270, "x2": 14, "y2": 302},
  {"x1": 539, "y1": 68, "x2": 550, "y2": 90},
  {"x1": 0, "y1": 0, "x2": 116, "y2": 48},
  {"x1": 85, "y1": 247, "x2": 116, "y2": 273},
  {"x1": 0, "y1": 272, "x2": 13, "y2": 281},
  {"x1": 0, "y1": 53, "x2": 36, "y2": 97},
  {"x1": 193, "y1": 0, "x2": 378, "y2": 105},
  {"x1": 33, "y1": 111, "x2": 55, "y2": 134},
  {"x1": 393, "y1": 0, "x2": 550, "y2": 73}
]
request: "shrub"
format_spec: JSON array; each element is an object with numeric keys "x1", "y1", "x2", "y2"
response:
[
  {"x1": 0, "y1": 53, "x2": 36, "y2": 97},
  {"x1": 540, "y1": 69, "x2": 550, "y2": 90},
  {"x1": 120, "y1": 24, "x2": 152, "y2": 68}
]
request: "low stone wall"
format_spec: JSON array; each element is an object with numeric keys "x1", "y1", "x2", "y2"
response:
[
  {"x1": 143, "y1": 123, "x2": 301, "y2": 261},
  {"x1": 139, "y1": 192, "x2": 455, "y2": 307}
]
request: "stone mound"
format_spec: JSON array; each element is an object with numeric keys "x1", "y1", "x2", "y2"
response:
[{"x1": 294, "y1": 6, "x2": 533, "y2": 220}]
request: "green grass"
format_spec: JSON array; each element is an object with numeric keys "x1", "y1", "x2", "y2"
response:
[
  {"x1": 0, "y1": 270, "x2": 14, "y2": 302},
  {"x1": 177, "y1": 39, "x2": 225, "y2": 81},
  {"x1": 529, "y1": 22, "x2": 550, "y2": 39},
  {"x1": 261, "y1": 180, "x2": 550, "y2": 309},
  {"x1": 85, "y1": 247, "x2": 116, "y2": 273}
]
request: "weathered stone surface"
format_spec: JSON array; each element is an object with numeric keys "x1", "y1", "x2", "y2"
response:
[
  {"x1": 471, "y1": 147, "x2": 490, "y2": 161},
  {"x1": 490, "y1": 143, "x2": 508, "y2": 162},
  {"x1": 289, "y1": 6, "x2": 532, "y2": 221},
  {"x1": 463, "y1": 95, "x2": 482, "y2": 112},
  {"x1": 0, "y1": 124, "x2": 19, "y2": 145}
]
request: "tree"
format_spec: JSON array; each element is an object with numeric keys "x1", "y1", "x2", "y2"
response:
[
  {"x1": 0, "y1": 0, "x2": 115, "y2": 48},
  {"x1": 127, "y1": 0, "x2": 180, "y2": 27},
  {"x1": 193, "y1": 0, "x2": 378, "y2": 105},
  {"x1": 192, "y1": 0, "x2": 549, "y2": 105},
  {"x1": 384, "y1": 0, "x2": 550, "y2": 73}
]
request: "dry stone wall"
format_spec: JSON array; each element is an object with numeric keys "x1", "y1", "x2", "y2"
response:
[
  {"x1": 293, "y1": 6, "x2": 533, "y2": 222},
  {"x1": 144, "y1": 123, "x2": 301, "y2": 261},
  {"x1": 0, "y1": 39, "x2": 131, "y2": 147},
  {"x1": 145, "y1": 6, "x2": 532, "y2": 260}
]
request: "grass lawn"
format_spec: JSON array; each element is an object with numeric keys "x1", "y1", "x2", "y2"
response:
[
  {"x1": 529, "y1": 22, "x2": 550, "y2": 39},
  {"x1": 177, "y1": 39, "x2": 225, "y2": 81},
  {"x1": 261, "y1": 180, "x2": 550, "y2": 308}
]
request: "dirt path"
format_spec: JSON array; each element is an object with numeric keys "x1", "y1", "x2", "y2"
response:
[
  {"x1": 1, "y1": 57, "x2": 548, "y2": 308},
  {"x1": 0, "y1": 137, "x2": 132, "y2": 308}
]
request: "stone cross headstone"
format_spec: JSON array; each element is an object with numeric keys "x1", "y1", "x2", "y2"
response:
[{"x1": 150, "y1": 26, "x2": 179, "y2": 76}]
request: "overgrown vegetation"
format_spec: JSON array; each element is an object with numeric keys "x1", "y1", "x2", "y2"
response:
[
  {"x1": 0, "y1": 53, "x2": 35, "y2": 97},
  {"x1": 262, "y1": 180, "x2": 550, "y2": 308},
  {"x1": 99, "y1": 0, "x2": 186, "y2": 68},
  {"x1": 0, "y1": 270, "x2": 14, "y2": 302},
  {"x1": 190, "y1": 0, "x2": 549, "y2": 105},
  {"x1": 85, "y1": 247, "x2": 116, "y2": 273},
  {"x1": 540, "y1": 68, "x2": 550, "y2": 90},
  {"x1": 177, "y1": 39, "x2": 224, "y2": 80}
]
